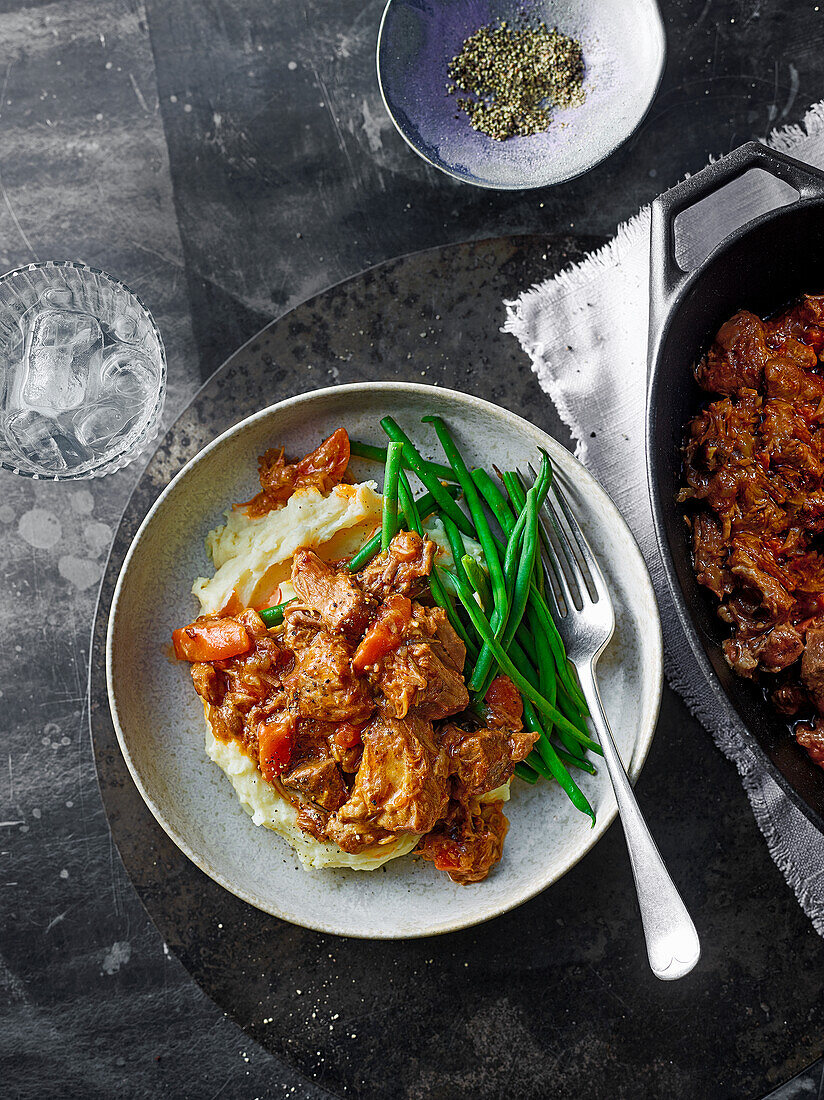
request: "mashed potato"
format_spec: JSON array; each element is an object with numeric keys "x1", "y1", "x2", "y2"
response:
[
  {"x1": 194, "y1": 481, "x2": 383, "y2": 615},
  {"x1": 192, "y1": 478, "x2": 506, "y2": 872}
]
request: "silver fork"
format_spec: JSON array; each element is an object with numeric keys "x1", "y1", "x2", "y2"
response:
[{"x1": 521, "y1": 468, "x2": 701, "y2": 981}]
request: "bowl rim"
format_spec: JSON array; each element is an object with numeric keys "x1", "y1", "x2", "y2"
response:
[
  {"x1": 107, "y1": 380, "x2": 664, "y2": 937},
  {"x1": 375, "y1": 0, "x2": 668, "y2": 191}
]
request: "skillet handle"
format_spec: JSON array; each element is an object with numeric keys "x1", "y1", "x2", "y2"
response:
[{"x1": 649, "y1": 141, "x2": 824, "y2": 336}]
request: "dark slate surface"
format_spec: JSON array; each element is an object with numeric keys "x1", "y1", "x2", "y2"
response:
[{"x1": 2, "y1": 0, "x2": 824, "y2": 1096}]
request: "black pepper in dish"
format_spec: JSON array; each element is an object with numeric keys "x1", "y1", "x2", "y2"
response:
[{"x1": 447, "y1": 17, "x2": 585, "y2": 142}]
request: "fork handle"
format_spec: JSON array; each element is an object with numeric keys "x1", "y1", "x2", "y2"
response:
[{"x1": 577, "y1": 662, "x2": 701, "y2": 981}]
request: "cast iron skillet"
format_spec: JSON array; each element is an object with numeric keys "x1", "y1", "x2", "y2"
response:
[{"x1": 647, "y1": 141, "x2": 824, "y2": 832}]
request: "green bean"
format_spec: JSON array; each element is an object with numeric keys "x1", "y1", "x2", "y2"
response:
[
  {"x1": 527, "y1": 585, "x2": 589, "y2": 714},
  {"x1": 514, "y1": 761, "x2": 539, "y2": 784},
  {"x1": 422, "y1": 416, "x2": 509, "y2": 614},
  {"x1": 502, "y1": 470, "x2": 527, "y2": 514},
  {"x1": 508, "y1": 637, "x2": 538, "y2": 688},
  {"x1": 347, "y1": 529, "x2": 384, "y2": 572},
  {"x1": 523, "y1": 699, "x2": 560, "y2": 771},
  {"x1": 380, "y1": 416, "x2": 475, "y2": 538},
  {"x1": 514, "y1": 624, "x2": 538, "y2": 665},
  {"x1": 502, "y1": 467, "x2": 542, "y2": 652},
  {"x1": 530, "y1": 455, "x2": 554, "y2": 597},
  {"x1": 524, "y1": 698, "x2": 595, "y2": 822},
  {"x1": 396, "y1": 469, "x2": 478, "y2": 662},
  {"x1": 554, "y1": 745, "x2": 596, "y2": 774},
  {"x1": 260, "y1": 599, "x2": 294, "y2": 627},
  {"x1": 462, "y1": 554, "x2": 492, "y2": 612},
  {"x1": 471, "y1": 468, "x2": 516, "y2": 537},
  {"x1": 518, "y1": 610, "x2": 561, "y2": 759},
  {"x1": 525, "y1": 747, "x2": 554, "y2": 781},
  {"x1": 346, "y1": 484, "x2": 461, "y2": 572},
  {"x1": 446, "y1": 569, "x2": 603, "y2": 756},
  {"x1": 441, "y1": 514, "x2": 471, "y2": 592},
  {"x1": 381, "y1": 442, "x2": 403, "y2": 550},
  {"x1": 530, "y1": 609, "x2": 557, "y2": 708},
  {"x1": 350, "y1": 439, "x2": 458, "y2": 483},
  {"x1": 555, "y1": 682, "x2": 591, "y2": 744},
  {"x1": 397, "y1": 467, "x2": 423, "y2": 535},
  {"x1": 473, "y1": 454, "x2": 551, "y2": 694}
]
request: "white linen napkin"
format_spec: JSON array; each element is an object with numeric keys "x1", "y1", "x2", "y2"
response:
[{"x1": 504, "y1": 101, "x2": 824, "y2": 935}]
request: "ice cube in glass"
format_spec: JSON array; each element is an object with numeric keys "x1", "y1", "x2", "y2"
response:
[
  {"x1": 3, "y1": 409, "x2": 92, "y2": 473},
  {"x1": 11, "y1": 306, "x2": 103, "y2": 415},
  {"x1": 99, "y1": 345, "x2": 160, "y2": 405},
  {"x1": 74, "y1": 401, "x2": 140, "y2": 453}
]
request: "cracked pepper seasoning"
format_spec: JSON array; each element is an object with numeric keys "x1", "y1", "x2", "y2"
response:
[{"x1": 447, "y1": 18, "x2": 585, "y2": 141}]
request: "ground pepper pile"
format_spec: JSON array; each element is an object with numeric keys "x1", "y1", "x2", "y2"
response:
[{"x1": 447, "y1": 18, "x2": 585, "y2": 141}]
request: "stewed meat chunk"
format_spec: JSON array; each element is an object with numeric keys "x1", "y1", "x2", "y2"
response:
[
  {"x1": 681, "y1": 296, "x2": 824, "y2": 770},
  {"x1": 328, "y1": 714, "x2": 450, "y2": 851},
  {"x1": 190, "y1": 662, "x2": 225, "y2": 707},
  {"x1": 282, "y1": 631, "x2": 373, "y2": 724},
  {"x1": 442, "y1": 723, "x2": 538, "y2": 798},
  {"x1": 358, "y1": 530, "x2": 436, "y2": 600},
  {"x1": 281, "y1": 757, "x2": 348, "y2": 812},
  {"x1": 796, "y1": 720, "x2": 824, "y2": 766},
  {"x1": 291, "y1": 548, "x2": 373, "y2": 637},
  {"x1": 801, "y1": 620, "x2": 824, "y2": 714},
  {"x1": 418, "y1": 798, "x2": 510, "y2": 885},
  {"x1": 372, "y1": 604, "x2": 468, "y2": 720}
]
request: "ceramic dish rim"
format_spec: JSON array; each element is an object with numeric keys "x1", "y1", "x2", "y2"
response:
[{"x1": 106, "y1": 381, "x2": 663, "y2": 938}]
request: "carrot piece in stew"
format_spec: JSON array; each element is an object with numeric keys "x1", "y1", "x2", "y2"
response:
[
  {"x1": 352, "y1": 593, "x2": 412, "y2": 673},
  {"x1": 258, "y1": 716, "x2": 296, "y2": 782},
  {"x1": 172, "y1": 617, "x2": 252, "y2": 662}
]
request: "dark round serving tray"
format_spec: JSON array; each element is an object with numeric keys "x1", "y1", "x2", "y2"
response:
[{"x1": 89, "y1": 236, "x2": 824, "y2": 1100}]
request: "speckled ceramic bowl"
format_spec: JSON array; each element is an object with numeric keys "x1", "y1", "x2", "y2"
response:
[
  {"x1": 377, "y1": 0, "x2": 666, "y2": 189},
  {"x1": 107, "y1": 383, "x2": 663, "y2": 938}
]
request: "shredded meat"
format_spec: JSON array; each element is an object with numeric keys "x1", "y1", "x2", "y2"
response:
[
  {"x1": 418, "y1": 798, "x2": 509, "y2": 885},
  {"x1": 173, "y1": 432, "x2": 535, "y2": 882},
  {"x1": 191, "y1": 662, "x2": 225, "y2": 706},
  {"x1": 373, "y1": 604, "x2": 468, "y2": 719},
  {"x1": 681, "y1": 295, "x2": 824, "y2": 769},
  {"x1": 796, "y1": 720, "x2": 824, "y2": 766},
  {"x1": 327, "y1": 714, "x2": 450, "y2": 851},
  {"x1": 801, "y1": 620, "x2": 824, "y2": 713},
  {"x1": 291, "y1": 548, "x2": 373, "y2": 637},
  {"x1": 243, "y1": 427, "x2": 350, "y2": 516},
  {"x1": 358, "y1": 530, "x2": 436, "y2": 600}
]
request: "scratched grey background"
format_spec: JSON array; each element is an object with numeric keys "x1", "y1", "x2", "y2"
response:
[{"x1": 2, "y1": 0, "x2": 824, "y2": 1097}]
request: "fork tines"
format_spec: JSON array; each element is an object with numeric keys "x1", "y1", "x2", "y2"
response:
[{"x1": 516, "y1": 465, "x2": 607, "y2": 616}]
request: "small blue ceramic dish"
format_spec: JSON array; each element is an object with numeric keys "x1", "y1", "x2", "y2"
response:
[{"x1": 377, "y1": 0, "x2": 666, "y2": 190}]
